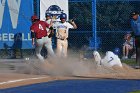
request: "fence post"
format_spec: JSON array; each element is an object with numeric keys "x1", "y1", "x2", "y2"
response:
[
  {"x1": 33, "y1": 0, "x2": 40, "y2": 17},
  {"x1": 92, "y1": 0, "x2": 97, "y2": 50}
]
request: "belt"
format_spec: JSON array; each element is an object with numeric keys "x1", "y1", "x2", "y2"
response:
[
  {"x1": 57, "y1": 38, "x2": 66, "y2": 40},
  {"x1": 37, "y1": 35, "x2": 47, "y2": 39}
]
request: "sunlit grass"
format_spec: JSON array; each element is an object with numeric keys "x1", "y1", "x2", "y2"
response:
[
  {"x1": 121, "y1": 59, "x2": 136, "y2": 65},
  {"x1": 129, "y1": 90, "x2": 140, "y2": 93}
]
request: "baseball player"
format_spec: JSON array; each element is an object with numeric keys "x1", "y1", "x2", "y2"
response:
[
  {"x1": 55, "y1": 13, "x2": 77, "y2": 57},
  {"x1": 130, "y1": 11, "x2": 140, "y2": 68},
  {"x1": 101, "y1": 51, "x2": 122, "y2": 67},
  {"x1": 30, "y1": 15, "x2": 55, "y2": 62},
  {"x1": 45, "y1": 13, "x2": 55, "y2": 38},
  {"x1": 41, "y1": 13, "x2": 55, "y2": 58},
  {"x1": 93, "y1": 51, "x2": 122, "y2": 67}
]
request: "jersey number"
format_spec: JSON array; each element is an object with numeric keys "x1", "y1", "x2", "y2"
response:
[
  {"x1": 39, "y1": 24, "x2": 44, "y2": 30},
  {"x1": 108, "y1": 57, "x2": 114, "y2": 63}
]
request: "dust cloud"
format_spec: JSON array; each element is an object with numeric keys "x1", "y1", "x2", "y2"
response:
[{"x1": 15, "y1": 55, "x2": 135, "y2": 78}]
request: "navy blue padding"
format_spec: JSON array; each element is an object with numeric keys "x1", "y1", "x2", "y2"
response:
[{"x1": 0, "y1": 79, "x2": 140, "y2": 93}]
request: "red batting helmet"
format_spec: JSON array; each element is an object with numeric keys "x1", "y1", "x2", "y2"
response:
[{"x1": 31, "y1": 15, "x2": 39, "y2": 21}]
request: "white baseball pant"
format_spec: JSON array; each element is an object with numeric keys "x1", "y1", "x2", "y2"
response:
[
  {"x1": 35, "y1": 36, "x2": 55, "y2": 61},
  {"x1": 57, "y1": 39, "x2": 68, "y2": 57}
]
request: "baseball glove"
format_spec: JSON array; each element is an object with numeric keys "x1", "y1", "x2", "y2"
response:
[
  {"x1": 48, "y1": 27, "x2": 54, "y2": 38},
  {"x1": 49, "y1": 26, "x2": 53, "y2": 30},
  {"x1": 48, "y1": 31, "x2": 54, "y2": 38},
  {"x1": 48, "y1": 30, "x2": 54, "y2": 38}
]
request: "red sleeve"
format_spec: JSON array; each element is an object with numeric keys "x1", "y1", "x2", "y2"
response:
[
  {"x1": 30, "y1": 25, "x2": 35, "y2": 32},
  {"x1": 30, "y1": 26, "x2": 33, "y2": 31}
]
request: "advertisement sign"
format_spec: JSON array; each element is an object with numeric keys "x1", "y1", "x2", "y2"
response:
[
  {"x1": 0, "y1": 0, "x2": 34, "y2": 49},
  {"x1": 40, "y1": 0, "x2": 68, "y2": 21}
]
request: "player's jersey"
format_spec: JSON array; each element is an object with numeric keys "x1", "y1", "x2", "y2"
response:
[
  {"x1": 45, "y1": 19, "x2": 52, "y2": 32},
  {"x1": 101, "y1": 51, "x2": 122, "y2": 67},
  {"x1": 30, "y1": 21, "x2": 49, "y2": 39},
  {"x1": 131, "y1": 16, "x2": 140, "y2": 36},
  {"x1": 55, "y1": 21, "x2": 74, "y2": 39}
]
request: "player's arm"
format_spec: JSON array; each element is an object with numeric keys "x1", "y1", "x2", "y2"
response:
[
  {"x1": 31, "y1": 30, "x2": 36, "y2": 46},
  {"x1": 45, "y1": 20, "x2": 53, "y2": 28},
  {"x1": 55, "y1": 27, "x2": 59, "y2": 38},
  {"x1": 64, "y1": 30, "x2": 68, "y2": 40},
  {"x1": 49, "y1": 19, "x2": 53, "y2": 27},
  {"x1": 69, "y1": 20, "x2": 77, "y2": 29},
  {"x1": 130, "y1": 20, "x2": 136, "y2": 37}
]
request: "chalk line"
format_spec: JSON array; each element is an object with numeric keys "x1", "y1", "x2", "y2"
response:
[{"x1": 0, "y1": 77, "x2": 47, "y2": 85}]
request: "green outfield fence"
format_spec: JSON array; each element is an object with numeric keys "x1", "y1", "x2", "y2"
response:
[{"x1": 0, "y1": 0, "x2": 139, "y2": 59}]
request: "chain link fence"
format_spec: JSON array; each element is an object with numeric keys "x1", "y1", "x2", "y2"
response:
[
  {"x1": 69, "y1": 0, "x2": 140, "y2": 58},
  {"x1": 96, "y1": 0, "x2": 139, "y2": 57},
  {"x1": 67, "y1": 0, "x2": 139, "y2": 58},
  {"x1": 0, "y1": 0, "x2": 139, "y2": 59}
]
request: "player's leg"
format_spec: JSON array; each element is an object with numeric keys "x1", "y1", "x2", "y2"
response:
[
  {"x1": 36, "y1": 39, "x2": 44, "y2": 61},
  {"x1": 41, "y1": 46, "x2": 47, "y2": 58},
  {"x1": 136, "y1": 37, "x2": 140, "y2": 66},
  {"x1": 63, "y1": 40, "x2": 68, "y2": 57},
  {"x1": 135, "y1": 37, "x2": 140, "y2": 67},
  {"x1": 136, "y1": 47, "x2": 140, "y2": 66},
  {"x1": 125, "y1": 45, "x2": 129, "y2": 59},
  {"x1": 57, "y1": 39, "x2": 63, "y2": 57},
  {"x1": 93, "y1": 51, "x2": 102, "y2": 66},
  {"x1": 122, "y1": 45, "x2": 126, "y2": 59},
  {"x1": 44, "y1": 37, "x2": 55, "y2": 57}
]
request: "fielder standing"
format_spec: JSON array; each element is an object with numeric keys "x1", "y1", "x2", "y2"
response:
[
  {"x1": 55, "y1": 13, "x2": 77, "y2": 57},
  {"x1": 41, "y1": 13, "x2": 55, "y2": 58},
  {"x1": 130, "y1": 11, "x2": 140, "y2": 67},
  {"x1": 45, "y1": 13, "x2": 54, "y2": 37},
  {"x1": 30, "y1": 15, "x2": 55, "y2": 62}
]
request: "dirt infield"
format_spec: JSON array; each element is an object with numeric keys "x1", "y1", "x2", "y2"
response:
[{"x1": 0, "y1": 58, "x2": 140, "y2": 89}]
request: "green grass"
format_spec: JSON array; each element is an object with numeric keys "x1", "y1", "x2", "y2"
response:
[
  {"x1": 121, "y1": 59, "x2": 136, "y2": 65},
  {"x1": 129, "y1": 90, "x2": 140, "y2": 93}
]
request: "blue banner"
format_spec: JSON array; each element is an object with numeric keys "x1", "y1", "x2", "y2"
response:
[{"x1": 0, "y1": 0, "x2": 34, "y2": 49}]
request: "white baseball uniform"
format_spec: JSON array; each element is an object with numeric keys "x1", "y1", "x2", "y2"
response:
[
  {"x1": 101, "y1": 51, "x2": 123, "y2": 67},
  {"x1": 93, "y1": 51, "x2": 102, "y2": 66},
  {"x1": 55, "y1": 21, "x2": 74, "y2": 57},
  {"x1": 45, "y1": 19, "x2": 55, "y2": 58}
]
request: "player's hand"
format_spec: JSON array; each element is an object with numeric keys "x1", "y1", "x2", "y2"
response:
[
  {"x1": 48, "y1": 30, "x2": 54, "y2": 38},
  {"x1": 64, "y1": 37, "x2": 68, "y2": 41},
  {"x1": 32, "y1": 42, "x2": 35, "y2": 47},
  {"x1": 69, "y1": 19, "x2": 75, "y2": 24},
  {"x1": 52, "y1": 15, "x2": 57, "y2": 20}
]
